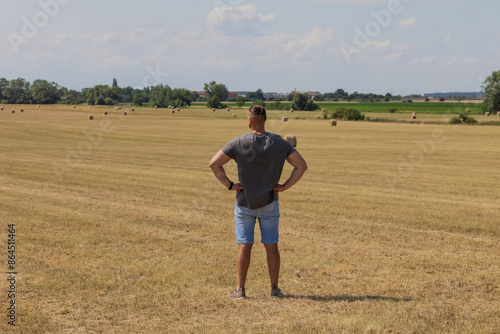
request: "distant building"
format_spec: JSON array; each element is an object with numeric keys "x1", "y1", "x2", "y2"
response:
[
  {"x1": 424, "y1": 92, "x2": 484, "y2": 98},
  {"x1": 307, "y1": 91, "x2": 321, "y2": 99},
  {"x1": 290, "y1": 91, "x2": 322, "y2": 99},
  {"x1": 264, "y1": 93, "x2": 288, "y2": 100}
]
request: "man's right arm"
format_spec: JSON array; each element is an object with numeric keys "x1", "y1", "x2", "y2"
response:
[
  {"x1": 209, "y1": 150, "x2": 243, "y2": 191},
  {"x1": 273, "y1": 151, "x2": 308, "y2": 193}
]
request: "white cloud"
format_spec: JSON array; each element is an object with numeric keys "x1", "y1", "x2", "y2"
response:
[
  {"x1": 448, "y1": 57, "x2": 478, "y2": 66},
  {"x1": 393, "y1": 43, "x2": 417, "y2": 51},
  {"x1": 410, "y1": 57, "x2": 433, "y2": 65},
  {"x1": 206, "y1": 4, "x2": 277, "y2": 35},
  {"x1": 282, "y1": 27, "x2": 334, "y2": 61},
  {"x1": 207, "y1": 4, "x2": 257, "y2": 27},
  {"x1": 367, "y1": 40, "x2": 392, "y2": 49},
  {"x1": 258, "y1": 13, "x2": 278, "y2": 24},
  {"x1": 398, "y1": 17, "x2": 417, "y2": 29},
  {"x1": 444, "y1": 35, "x2": 451, "y2": 45},
  {"x1": 371, "y1": 52, "x2": 403, "y2": 65},
  {"x1": 200, "y1": 58, "x2": 244, "y2": 72}
]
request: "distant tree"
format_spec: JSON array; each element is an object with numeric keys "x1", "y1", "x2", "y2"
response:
[
  {"x1": 235, "y1": 96, "x2": 245, "y2": 107},
  {"x1": 149, "y1": 84, "x2": 172, "y2": 108},
  {"x1": 482, "y1": 70, "x2": 500, "y2": 114},
  {"x1": 204, "y1": 81, "x2": 228, "y2": 109},
  {"x1": 291, "y1": 93, "x2": 309, "y2": 110},
  {"x1": 191, "y1": 91, "x2": 200, "y2": 102},
  {"x1": 290, "y1": 93, "x2": 319, "y2": 111},
  {"x1": 306, "y1": 99, "x2": 320, "y2": 111},
  {"x1": 132, "y1": 92, "x2": 143, "y2": 106},
  {"x1": 120, "y1": 86, "x2": 135, "y2": 103},
  {"x1": 4, "y1": 78, "x2": 31, "y2": 104},
  {"x1": 58, "y1": 87, "x2": 85, "y2": 104},
  {"x1": 252, "y1": 99, "x2": 266, "y2": 107},
  {"x1": 31, "y1": 79, "x2": 61, "y2": 104},
  {"x1": 449, "y1": 112, "x2": 478, "y2": 124},
  {"x1": 247, "y1": 89, "x2": 264, "y2": 100},
  {"x1": 266, "y1": 101, "x2": 291, "y2": 110},
  {"x1": 425, "y1": 97, "x2": 430, "y2": 102},
  {"x1": 86, "y1": 85, "x2": 121, "y2": 105},
  {"x1": 331, "y1": 107, "x2": 365, "y2": 121},
  {"x1": 439, "y1": 97, "x2": 445, "y2": 102},
  {"x1": 334, "y1": 88, "x2": 349, "y2": 100},
  {"x1": 140, "y1": 87, "x2": 151, "y2": 104},
  {"x1": 112, "y1": 78, "x2": 118, "y2": 87},
  {"x1": 147, "y1": 86, "x2": 192, "y2": 108},
  {"x1": 0, "y1": 78, "x2": 9, "y2": 102},
  {"x1": 171, "y1": 88, "x2": 193, "y2": 107}
]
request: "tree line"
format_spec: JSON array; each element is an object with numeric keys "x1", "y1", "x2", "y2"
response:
[{"x1": 1, "y1": 71, "x2": 499, "y2": 113}]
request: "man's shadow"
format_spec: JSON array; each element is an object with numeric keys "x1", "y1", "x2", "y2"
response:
[{"x1": 284, "y1": 294, "x2": 412, "y2": 302}]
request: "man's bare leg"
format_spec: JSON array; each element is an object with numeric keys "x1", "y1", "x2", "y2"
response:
[
  {"x1": 237, "y1": 243, "x2": 253, "y2": 289},
  {"x1": 264, "y1": 243, "x2": 280, "y2": 288}
]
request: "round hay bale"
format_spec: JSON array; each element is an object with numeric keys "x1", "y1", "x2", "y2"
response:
[
  {"x1": 131, "y1": 108, "x2": 135, "y2": 112},
  {"x1": 171, "y1": 109, "x2": 175, "y2": 114},
  {"x1": 0, "y1": 107, "x2": 3, "y2": 110},
  {"x1": 284, "y1": 134, "x2": 297, "y2": 147},
  {"x1": 329, "y1": 119, "x2": 337, "y2": 126},
  {"x1": 37, "y1": 105, "x2": 40, "y2": 108},
  {"x1": 88, "y1": 115, "x2": 94, "y2": 120},
  {"x1": 497, "y1": 111, "x2": 500, "y2": 116},
  {"x1": 154, "y1": 106, "x2": 158, "y2": 109},
  {"x1": 20, "y1": 108, "x2": 24, "y2": 112},
  {"x1": 315, "y1": 115, "x2": 321, "y2": 119},
  {"x1": 123, "y1": 111, "x2": 127, "y2": 116},
  {"x1": 282, "y1": 114, "x2": 288, "y2": 122},
  {"x1": 11, "y1": 109, "x2": 15, "y2": 113},
  {"x1": 177, "y1": 108, "x2": 180, "y2": 112},
  {"x1": 73, "y1": 106, "x2": 76, "y2": 109},
  {"x1": 227, "y1": 108, "x2": 230, "y2": 112},
  {"x1": 232, "y1": 114, "x2": 237, "y2": 118},
  {"x1": 411, "y1": 112, "x2": 417, "y2": 120},
  {"x1": 212, "y1": 108, "x2": 216, "y2": 112},
  {"x1": 486, "y1": 112, "x2": 491, "y2": 116},
  {"x1": 290, "y1": 109, "x2": 294, "y2": 113},
  {"x1": 103, "y1": 111, "x2": 108, "y2": 115}
]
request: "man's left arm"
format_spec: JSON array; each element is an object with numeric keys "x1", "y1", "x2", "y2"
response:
[
  {"x1": 209, "y1": 150, "x2": 243, "y2": 191},
  {"x1": 273, "y1": 151, "x2": 308, "y2": 193}
]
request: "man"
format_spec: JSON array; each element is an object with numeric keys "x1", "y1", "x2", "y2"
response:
[{"x1": 209, "y1": 105, "x2": 307, "y2": 299}]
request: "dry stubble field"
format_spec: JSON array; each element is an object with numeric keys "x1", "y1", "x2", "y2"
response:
[{"x1": 0, "y1": 105, "x2": 499, "y2": 333}]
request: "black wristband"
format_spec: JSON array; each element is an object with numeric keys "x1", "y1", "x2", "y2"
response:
[{"x1": 228, "y1": 181, "x2": 234, "y2": 190}]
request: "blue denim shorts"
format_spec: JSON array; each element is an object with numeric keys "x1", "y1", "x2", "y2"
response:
[{"x1": 234, "y1": 200, "x2": 280, "y2": 244}]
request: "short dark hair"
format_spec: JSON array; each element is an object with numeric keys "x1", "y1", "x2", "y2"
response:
[{"x1": 248, "y1": 105, "x2": 267, "y2": 121}]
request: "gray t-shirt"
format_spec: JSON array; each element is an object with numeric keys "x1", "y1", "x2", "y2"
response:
[{"x1": 222, "y1": 132, "x2": 296, "y2": 209}]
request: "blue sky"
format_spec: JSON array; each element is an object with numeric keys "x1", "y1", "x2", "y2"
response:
[{"x1": 1, "y1": 0, "x2": 499, "y2": 95}]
